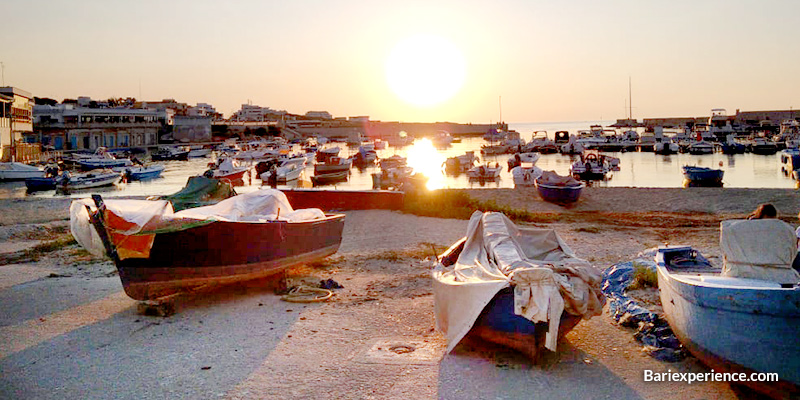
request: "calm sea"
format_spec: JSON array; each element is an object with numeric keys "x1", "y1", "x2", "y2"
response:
[{"x1": 0, "y1": 120, "x2": 795, "y2": 200}]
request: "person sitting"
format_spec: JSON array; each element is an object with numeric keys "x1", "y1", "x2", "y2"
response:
[{"x1": 747, "y1": 203, "x2": 778, "y2": 219}]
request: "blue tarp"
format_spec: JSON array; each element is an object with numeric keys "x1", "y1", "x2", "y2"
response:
[{"x1": 602, "y1": 251, "x2": 686, "y2": 362}]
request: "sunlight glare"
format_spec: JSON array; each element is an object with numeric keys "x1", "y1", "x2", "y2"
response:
[
  {"x1": 406, "y1": 138, "x2": 445, "y2": 190},
  {"x1": 385, "y1": 34, "x2": 466, "y2": 107}
]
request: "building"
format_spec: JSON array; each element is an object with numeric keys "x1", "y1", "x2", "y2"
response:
[
  {"x1": 231, "y1": 104, "x2": 287, "y2": 122},
  {"x1": 0, "y1": 87, "x2": 34, "y2": 161},
  {"x1": 305, "y1": 111, "x2": 332, "y2": 120},
  {"x1": 33, "y1": 104, "x2": 160, "y2": 150},
  {"x1": 173, "y1": 115, "x2": 212, "y2": 142}
]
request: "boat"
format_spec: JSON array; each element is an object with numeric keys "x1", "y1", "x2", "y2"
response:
[
  {"x1": 653, "y1": 139, "x2": 680, "y2": 155},
  {"x1": 506, "y1": 152, "x2": 539, "y2": 171},
  {"x1": 351, "y1": 145, "x2": 378, "y2": 165},
  {"x1": 261, "y1": 157, "x2": 307, "y2": 183},
  {"x1": 466, "y1": 163, "x2": 502, "y2": 180},
  {"x1": 510, "y1": 165, "x2": 543, "y2": 186},
  {"x1": 527, "y1": 131, "x2": 558, "y2": 154},
  {"x1": 655, "y1": 220, "x2": 800, "y2": 399},
  {"x1": 58, "y1": 170, "x2": 120, "y2": 192},
  {"x1": 25, "y1": 176, "x2": 59, "y2": 192},
  {"x1": 76, "y1": 147, "x2": 133, "y2": 170},
  {"x1": 0, "y1": 162, "x2": 46, "y2": 181},
  {"x1": 208, "y1": 158, "x2": 250, "y2": 182},
  {"x1": 719, "y1": 134, "x2": 746, "y2": 154},
  {"x1": 186, "y1": 146, "x2": 212, "y2": 158},
  {"x1": 433, "y1": 211, "x2": 604, "y2": 362},
  {"x1": 559, "y1": 138, "x2": 585, "y2": 155},
  {"x1": 749, "y1": 137, "x2": 779, "y2": 155},
  {"x1": 535, "y1": 170, "x2": 585, "y2": 204},
  {"x1": 780, "y1": 148, "x2": 800, "y2": 175},
  {"x1": 687, "y1": 141, "x2": 715, "y2": 155},
  {"x1": 570, "y1": 150, "x2": 610, "y2": 181},
  {"x1": 151, "y1": 147, "x2": 190, "y2": 161},
  {"x1": 682, "y1": 165, "x2": 723, "y2": 186},
  {"x1": 311, "y1": 170, "x2": 349, "y2": 186},
  {"x1": 71, "y1": 189, "x2": 346, "y2": 302},
  {"x1": 315, "y1": 146, "x2": 341, "y2": 163},
  {"x1": 431, "y1": 130, "x2": 454, "y2": 147},
  {"x1": 116, "y1": 165, "x2": 166, "y2": 181},
  {"x1": 314, "y1": 156, "x2": 352, "y2": 175},
  {"x1": 444, "y1": 152, "x2": 476, "y2": 174}
]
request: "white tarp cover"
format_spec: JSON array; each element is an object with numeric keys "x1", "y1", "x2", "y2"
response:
[
  {"x1": 720, "y1": 219, "x2": 800, "y2": 284},
  {"x1": 432, "y1": 211, "x2": 604, "y2": 353},
  {"x1": 70, "y1": 189, "x2": 326, "y2": 259}
]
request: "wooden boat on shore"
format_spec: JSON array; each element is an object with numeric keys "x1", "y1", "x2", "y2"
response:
[
  {"x1": 535, "y1": 170, "x2": 584, "y2": 204},
  {"x1": 656, "y1": 221, "x2": 800, "y2": 398},
  {"x1": 433, "y1": 212, "x2": 604, "y2": 363},
  {"x1": 74, "y1": 190, "x2": 346, "y2": 302},
  {"x1": 682, "y1": 166, "x2": 723, "y2": 186}
]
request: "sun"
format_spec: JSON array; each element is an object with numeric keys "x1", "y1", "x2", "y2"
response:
[{"x1": 385, "y1": 34, "x2": 466, "y2": 107}]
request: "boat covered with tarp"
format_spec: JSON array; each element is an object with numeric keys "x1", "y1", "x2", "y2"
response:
[
  {"x1": 156, "y1": 175, "x2": 236, "y2": 212},
  {"x1": 656, "y1": 219, "x2": 800, "y2": 399},
  {"x1": 432, "y1": 211, "x2": 605, "y2": 361},
  {"x1": 70, "y1": 189, "x2": 346, "y2": 301}
]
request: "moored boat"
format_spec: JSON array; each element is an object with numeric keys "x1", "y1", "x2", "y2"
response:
[
  {"x1": 117, "y1": 165, "x2": 166, "y2": 181},
  {"x1": 0, "y1": 162, "x2": 46, "y2": 181},
  {"x1": 466, "y1": 163, "x2": 502, "y2": 180},
  {"x1": 58, "y1": 170, "x2": 120, "y2": 192},
  {"x1": 655, "y1": 220, "x2": 800, "y2": 399},
  {"x1": 682, "y1": 165, "x2": 723, "y2": 186},
  {"x1": 71, "y1": 189, "x2": 346, "y2": 302},
  {"x1": 151, "y1": 147, "x2": 190, "y2": 161},
  {"x1": 311, "y1": 170, "x2": 349, "y2": 186}
]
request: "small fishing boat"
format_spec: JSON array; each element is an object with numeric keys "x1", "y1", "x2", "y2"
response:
[
  {"x1": 71, "y1": 189, "x2": 346, "y2": 302},
  {"x1": 749, "y1": 137, "x2": 779, "y2": 155},
  {"x1": 209, "y1": 158, "x2": 250, "y2": 182},
  {"x1": 314, "y1": 156, "x2": 352, "y2": 175},
  {"x1": 151, "y1": 147, "x2": 190, "y2": 161},
  {"x1": 510, "y1": 165, "x2": 543, "y2": 186},
  {"x1": 261, "y1": 157, "x2": 307, "y2": 183},
  {"x1": 75, "y1": 147, "x2": 133, "y2": 170},
  {"x1": 432, "y1": 130, "x2": 454, "y2": 147},
  {"x1": 444, "y1": 152, "x2": 477, "y2": 174},
  {"x1": 466, "y1": 163, "x2": 502, "y2": 180},
  {"x1": 570, "y1": 150, "x2": 609, "y2": 181},
  {"x1": 186, "y1": 146, "x2": 212, "y2": 158},
  {"x1": 534, "y1": 170, "x2": 584, "y2": 204},
  {"x1": 433, "y1": 211, "x2": 604, "y2": 362},
  {"x1": 687, "y1": 141, "x2": 715, "y2": 155},
  {"x1": 58, "y1": 170, "x2": 120, "y2": 191},
  {"x1": 116, "y1": 165, "x2": 166, "y2": 181},
  {"x1": 656, "y1": 219, "x2": 800, "y2": 399},
  {"x1": 506, "y1": 152, "x2": 540, "y2": 171},
  {"x1": 0, "y1": 162, "x2": 46, "y2": 181},
  {"x1": 25, "y1": 176, "x2": 59, "y2": 192},
  {"x1": 311, "y1": 170, "x2": 349, "y2": 186},
  {"x1": 682, "y1": 165, "x2": 723, "y2": 186}
]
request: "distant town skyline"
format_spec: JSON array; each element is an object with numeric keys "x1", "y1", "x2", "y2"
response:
[{"x1": 3, "y1": 1, "x2": 799, "y2": 123}]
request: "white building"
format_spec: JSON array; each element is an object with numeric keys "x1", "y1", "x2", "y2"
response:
[
  {"x1": 305, "y1": 111, "x2": 332, "y2": 120},
  {"x1": 0, "y1": 87, "x2": 34, "y2": 161},
  {"x1": 231, "y1": 104, "x2": 287, "y2": 122},
  {"x1": 33, "y1": 104, "x2": 159, "y2": 150}
]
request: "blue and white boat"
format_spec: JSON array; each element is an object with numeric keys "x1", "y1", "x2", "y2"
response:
[
  {"x1": 682, "y1": 165, "x2": 723, "y2": 186},
  {"x1": 115, "y1": 165, "x2": 165, "y2": 181},
  {"x1": 656, "y1": 220, "x2": 800, "y2": 399},
  {"x1": 58, "y1": 170, "x2": 120, "y2": 192},
  {"x1": 75, "y1": 147, "x2": 132, "y2": 170}
]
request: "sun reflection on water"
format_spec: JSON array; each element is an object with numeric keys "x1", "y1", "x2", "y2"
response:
[{"x1": 406, "y1": 138, "x2": 446, "y2": 190}]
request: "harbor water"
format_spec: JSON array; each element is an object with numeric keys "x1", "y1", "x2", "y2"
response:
[{"x1": 0, "y1": 120, "x2": 796, "y2": 200}]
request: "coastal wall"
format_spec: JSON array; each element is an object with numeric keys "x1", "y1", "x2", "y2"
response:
[{"x1": 290, "y1": 121, "x2": 506, "y2": 141}]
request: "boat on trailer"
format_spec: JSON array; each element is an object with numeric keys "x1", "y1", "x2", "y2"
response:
[
  {"x1": 655, "y1": 219, "x2": 800, "y2": 399},
  {"x1": 71, "y1": 189, "x2": 346, "y2": 304}
]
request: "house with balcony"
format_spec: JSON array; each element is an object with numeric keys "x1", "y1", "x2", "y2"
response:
[
  {"x1": 0, "y1": 87, "x2": 34, "y2": 161},
  {"x1": 33, "y1": 104, "x2": 160, "y2": 150}
]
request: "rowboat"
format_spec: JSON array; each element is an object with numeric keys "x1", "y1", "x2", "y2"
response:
[
  {"x1": 71, "y1": 189, "x2": 346, "y2": 302},
  {"x1": 311, "y1": 170, "x2": 349, "y2": 186},
  {"x1": 0, "y1": 162, "x2": 45, "y2": 181},
  {"x1": 433, "y1": 211, "x2": 604, "y2": 362},
  {"x1": 534, "y1": 170, "x2": 584, "y2": 204},
  {"x1": 656, "y1": 219, "x2": 800, "y2": 399},
  {"x1": 682, "y1": 166, "x2": 723, "y2": 186}
]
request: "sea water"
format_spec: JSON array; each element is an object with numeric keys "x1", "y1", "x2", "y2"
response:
[{"x1": 0, "y1": 120, "x2": 795, "y2": 200}]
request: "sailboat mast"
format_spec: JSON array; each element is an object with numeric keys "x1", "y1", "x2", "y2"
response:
[{"x1": 628, "y1": 76, "x2": 633, "y2": 120}]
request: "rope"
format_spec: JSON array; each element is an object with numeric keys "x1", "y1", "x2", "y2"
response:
[{"x1": 280, "y1": 285, "x2": 333, "y2": 303}]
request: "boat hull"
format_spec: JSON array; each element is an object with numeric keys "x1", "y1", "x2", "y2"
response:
[
  {"x1": 682, "y1": 167, "x2": 723, "y2": 186},
  {"x1": 657, "y1": 267, "x2": 800, "y2": 398},
  {"x1": 467, "y1": 287, "x2": 583, "y2": 361},
  {"x1": 60, "y1": 173, "x2": 120, "y2": 191},
  {"x1": 0, "y1": 162, "x2": 46, "y2": 180},
  {"x1": 25, "y1": 176, "x2": 57, "y2": 191},
  {"x1": 113, "y1": 215, "x2": 345, "y2": 300},
  {"x1": 535, "y1": 182, "x2": 584, "y2": 204}
]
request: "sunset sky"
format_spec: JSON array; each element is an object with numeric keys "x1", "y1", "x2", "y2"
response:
[{"x1": 3, "y1": 0, "x2": 798, "y2": 123}]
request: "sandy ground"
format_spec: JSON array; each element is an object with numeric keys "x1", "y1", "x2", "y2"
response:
[{"x1": 1, "y1": 187, "x2": 795, "y2": 399}]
